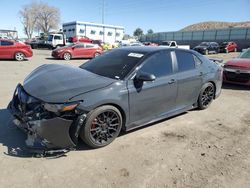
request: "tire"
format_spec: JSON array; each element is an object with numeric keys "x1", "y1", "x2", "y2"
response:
[
  {"x1": 234, "y1": 48, "x2": 237, "y2": 52},
  {"x1": 80, "y1": 105, "x2": 122, "y2": 148},
  {"x1": 198, "y1": 82, "x2": 215, "y2": 110},
  {"x1": 15, "y1": 52, "x2": 25, "y2": 61},
  {"x1": 94, "y1": 52, "x2": 100, "y2": 58},
  {"x1": 63, "y1": 52, "x2": 71, "y2": 60}
]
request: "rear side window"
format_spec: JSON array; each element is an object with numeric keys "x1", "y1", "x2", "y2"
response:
[
  {"x1": 140, "y1": 51, "x2": 173, "y2": 77},
  {"x1": 0, "y1": 40, "x2": 14, "y2": 46},
  {"x1": 176, "y1": 51, "x2": 196, "y2": 72}
]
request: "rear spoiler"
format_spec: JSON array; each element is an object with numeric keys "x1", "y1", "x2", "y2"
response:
[{"x1": 209, "y1": 58, "x2": 223, "y2": 64}]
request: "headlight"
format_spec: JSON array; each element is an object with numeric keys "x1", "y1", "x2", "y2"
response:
[{"x1": 44, "y1": 101, "x2": 81, "y2": 113}]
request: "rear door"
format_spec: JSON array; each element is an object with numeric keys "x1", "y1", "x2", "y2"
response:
[
  {"x1": 0, "y1": 40, "x2": 15, "y2": 58},
  {"x1": 127, "y1": 51, "x2": 178, "y2": 126},
  {"x1": 174, "y1": 50, "x2": 203, "y2": 109}
]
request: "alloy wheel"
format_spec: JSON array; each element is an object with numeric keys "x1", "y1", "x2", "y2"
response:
[
  {"x1": 201, "y1": 85, "x2": 214, "y2": 108},
  {"x1": 63, "y1": 53, "x2": 71, "y2": 60},
  {"x1": 15, "y1": 52, "x2": 24, "y2": 61},
  {"x1": 90, "y1": 110, "x2": 121, "y2": 145}
]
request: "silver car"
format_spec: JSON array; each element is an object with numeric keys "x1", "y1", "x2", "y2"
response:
[{"x1": 8, "y1": 47, "x2": 222, "y2": 153}]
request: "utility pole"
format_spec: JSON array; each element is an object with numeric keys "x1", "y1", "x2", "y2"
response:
[{"x1": 102, "y1": 0, "x2": 105, "y2": 24}]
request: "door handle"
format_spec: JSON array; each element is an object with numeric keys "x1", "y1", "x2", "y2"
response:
[{"x1": 168, "y1": 79, "x2": 176, "y2": 84}]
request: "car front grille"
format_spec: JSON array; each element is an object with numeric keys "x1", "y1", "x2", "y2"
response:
[{"x1": 225, "y1": 71, "x2": 250, "y2": 83}]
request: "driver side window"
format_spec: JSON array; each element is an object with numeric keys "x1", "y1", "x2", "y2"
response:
[{"x1": 140, "y1": 51, "x2": 173, "y2": 78}]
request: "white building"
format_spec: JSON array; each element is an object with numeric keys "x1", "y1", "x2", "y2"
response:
[{"x1": 62, "y1": 21, "x2": 124, "y2": 44}]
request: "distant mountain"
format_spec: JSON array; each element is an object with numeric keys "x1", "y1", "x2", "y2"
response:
[{"x1": 180, "y1": 21, "x2": 250, "y2": 31}]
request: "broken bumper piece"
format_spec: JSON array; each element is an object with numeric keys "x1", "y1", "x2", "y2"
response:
[{"x1": 8, "y1": 84, "x2": 86, "y2": 153}]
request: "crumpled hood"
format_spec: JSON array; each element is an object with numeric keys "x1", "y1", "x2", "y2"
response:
[
  {"x1": 225, "y1": 58, "x2": 250, "y2": 69},
  {"x1": 23, "y1": 64, "x2": 115, "y2": 103}
]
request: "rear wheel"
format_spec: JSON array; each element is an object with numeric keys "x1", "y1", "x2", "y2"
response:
[
  {"x1": 63, "y1": 52, "x2": 71, "y2": 60},
  {"x1": 15, "y1": 52, "x2": 25, "y2": 61},
  {"x1": 198, "y1": 83, "x2": 215, "y2": 110},
  {"x1": 80, "y1": 105, "x2": 122, "y2": 148}
]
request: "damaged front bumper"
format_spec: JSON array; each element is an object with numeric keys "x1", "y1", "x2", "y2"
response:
[{"x1": 8, "y1": 84, "x2": 86, "y2": 154}]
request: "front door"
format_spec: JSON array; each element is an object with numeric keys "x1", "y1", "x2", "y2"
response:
[{"x1": 127, "y1": 51, "x2": 178, "y2": 127}]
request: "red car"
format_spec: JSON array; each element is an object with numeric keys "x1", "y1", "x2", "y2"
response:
[
  {"x1": 219, "y1": 42, "x2": 238, "y2": 53},
  {"x1": 52, "y1": 43, "x2": 103, "y2": 60},
  {"x1": 0, "y1": 39, "x2": 33, "y2": 61},
  {"x1": 223, "y1": 48, "x2": 250, "y2": 86}
]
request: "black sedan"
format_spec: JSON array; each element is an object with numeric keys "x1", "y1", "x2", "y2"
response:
[
  {"x1": 193, "y1": 42, "x2": 219, "y2": 55},
  {"x1": 8, "y1": 47, "x2": 223, "y2": 153}
]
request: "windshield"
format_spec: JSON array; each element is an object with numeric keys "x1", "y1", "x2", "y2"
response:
[
  {"x1": 48, "y1": 35, "x2": 53, "y2": 41},
  {"x1": 200, "y1": 42, "x2": 209, "y2": 47},
  {"x1": 80, "y1": 49, "x2": 146, "y2": 80},
  {"x1": 239, "y1": 49, "x2": 250, "y2": 59}
]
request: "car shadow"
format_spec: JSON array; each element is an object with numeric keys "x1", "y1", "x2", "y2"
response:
[
  {"x1": 0, "y1": 59, "x2": 29, "y2": 62},
  {"x1": 222, "y1": 83, "x2": 250, "y2": 90}
]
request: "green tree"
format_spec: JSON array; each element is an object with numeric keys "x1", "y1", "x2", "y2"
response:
[
  {"x1": 133, "y1": 28, "x2": 143, "y2": 37},
  {"x1": 147, "y1": 29, "x2": 154, "y2": 34}
]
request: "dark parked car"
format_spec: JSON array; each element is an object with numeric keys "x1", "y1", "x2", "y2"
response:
[
  {"x1": 223, "y1": 48, "x2": 250, "y2": 86},
  {"x1": 8, "y1": 47, "x2": 222, "y2": 153},
  {"x1": 52, "y1": 43, "x2": 103, "y2": 60},
  {"x1": 0, "y1": 39, "x2": 33, "y2": 61},
  {"x1": 219, "y1": 42, "x2": 237, "y2": 53},
  {"x1": 193, "y1": 42, "x2": 219, "y2": 55}
]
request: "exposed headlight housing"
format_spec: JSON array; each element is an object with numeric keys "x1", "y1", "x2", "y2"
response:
[{"x1": 44, "y1": 101, "x2": 81, "y2": 113}]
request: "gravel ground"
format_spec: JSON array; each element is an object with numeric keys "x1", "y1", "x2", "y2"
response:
[{"x1": 0, "y1": 50, "x2": 250, "y2": 188}]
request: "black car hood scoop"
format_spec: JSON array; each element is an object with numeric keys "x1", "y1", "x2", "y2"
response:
[{"x1": 23, "y1": 64, "x2": 114, "y2": 103}]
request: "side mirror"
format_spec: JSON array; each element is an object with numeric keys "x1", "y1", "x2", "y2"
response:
[{"x1": 135, "y1": 71, "x2": 156, "y2": 82}]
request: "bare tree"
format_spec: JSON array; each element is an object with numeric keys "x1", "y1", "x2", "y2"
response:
[
  {"x1": 19, "y1": 2, "x2": 38, "y2": 39},
  {"x1": 36, "y1": 3, "x2": 60, "y2": 34},
  {"x1": 19, "y1": 2, "x2": 60, "y2": 38}
]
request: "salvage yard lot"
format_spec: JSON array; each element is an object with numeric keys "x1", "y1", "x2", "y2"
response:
[{"x1": 0, "y1": 50, "x2": 250, "y2": 188}]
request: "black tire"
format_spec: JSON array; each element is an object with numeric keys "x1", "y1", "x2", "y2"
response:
[
  {"x1": 63, "y1": 52, "x2": 71, "y2": 60},
  {"x1": 80, "y1": 105, "x2": 122, "y2": 148},
  {"x1": 15, "y1": 52, "x2": 25, "y2": 61},
  {"x1": 198, "y1": 82, "x2": 215, "y2": 110}
]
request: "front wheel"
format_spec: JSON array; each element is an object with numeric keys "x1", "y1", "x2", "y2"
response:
[
  {"x1": 80, "y1": 105, "x2": 122, "y2": 148},
  {"x1": 15, "y1": 52, "x2": 25, "y2": 61},
  {"x1": 63, "y1": 52, "x2": 71, "y2": 60},
  {"x1": 198, "y1": 83, "x2": 215, "y2": 110}
]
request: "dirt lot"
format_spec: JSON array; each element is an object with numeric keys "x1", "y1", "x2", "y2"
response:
[{"x1": 0, "y1": 50, "x2": 250, "y2": 188}]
